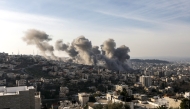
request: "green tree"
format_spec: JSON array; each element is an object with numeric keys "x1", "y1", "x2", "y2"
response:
[
  {"x1": 120, "y1": 88, "x2": 128, "y2": 96},
  {"x1": 180, "y1": 98, "x2": 189, "y2": 109},
  {"x1": 168, "y1": 107, "x2": 179, "y2": 109},
  {"x1": 124, "y1": 103, "x2": 130, "y2": 109},
  {"x1": 94, "y1": 104, "x2": 103, "y2": 109},
  {"x1": 112, "y1": 102, "x2": 123, "y2": 109}
]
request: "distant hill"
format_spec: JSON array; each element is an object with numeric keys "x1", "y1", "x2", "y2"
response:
[{"x1": 130, "y1": 59, "x2": 170, "y2": 64}]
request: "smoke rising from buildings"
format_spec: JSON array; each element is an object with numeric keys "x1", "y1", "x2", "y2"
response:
[
  {"x1": 55, "y1": 36, "x2": 131, "y2": 71},
  {"x1": 92, "y1": 46, "x2": 101, "y2": 54},
  {"x1": 23, "y1": 29, "x2": 131, "y2": 71},
  {"x1": 114, "y1": 45, "x2": 130, "y2": 62},
  {"x1": 23, "y1": 29, "x2": 57, "y2": 60},
  {"x1": 102, "y1": 39, "x2": 116, "y2": 58},
  {"x1": 55, "y1": 39, "x2": 78, "y2": 57},
  {"x1": 55, "y1": 40, "x2": 69, "y2": 51},
  {"x1": 71, "y1": 36, "x2": 94, "y2": 65}
]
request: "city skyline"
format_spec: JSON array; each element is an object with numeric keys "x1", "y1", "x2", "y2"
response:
[{"x1": 0, "y1": 0, "x2": 190, "y2": 59}]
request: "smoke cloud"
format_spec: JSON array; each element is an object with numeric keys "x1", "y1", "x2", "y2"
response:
[
  {"x1": 92, "y1": 46, "x2": 101, "y2": 55},
  {"x1": 23, "y1": 29, "x2": 131, "y2": 71},
  {"x1": 55, "y1": 36, "x2": 131, "y2": 71},
  {"x1": 114, "y1": 45, "x2": 130, "y2": 62},
  {"x1": 102, "y1": 39, "x2": 116, "y2": 58},
  {"x1": 23, "y1": 29, "x2": 57, "y2": 60},
  {"x1": 55, "y1": 40, "x2": 69, "y2": 51},
  {"x1": 55, "y1": 39, "x2": 78, "y2": 57}
]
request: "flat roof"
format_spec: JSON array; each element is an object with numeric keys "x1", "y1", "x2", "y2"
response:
[{"x1": 0, "y1": 86, "x2": 34, "y2": 96}]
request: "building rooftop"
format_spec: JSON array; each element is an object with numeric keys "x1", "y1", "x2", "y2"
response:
[{"x1": 0, "y1": 86, "x2": 34, "y2": 96}]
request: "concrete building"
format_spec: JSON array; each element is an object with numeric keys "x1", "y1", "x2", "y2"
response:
[
  {"x1": 78, "y1": 93, "x2": 89, "y2": 106},
  {"x1": 35, "y1": 92, "x2": 41, "y2": 109},
  {"x1": 164, "y1": 97, "x2": 181, "y2": 108},
  {"x1": 58, "y1": 100, "x2": 80, "y2": 109},
  {"x1": 0, "y1": 86, "x2": 41, "y2": 109},
  {"x1": 149, "y1": 96, "x2": 169, "y2": 107},
  {"x1": 106, "y1": 92, "x2": 134, "y2": 109},
  {"x1": 16, "y1": 79, "x2": 27, "y2": 86},
  {"x1": 115, "y1": 84, "x2": 133, "y2": 96},
  {"x1": 140, "y1": 75, "x2": 152, "y2": 87},
  {"x1": 184, "y1": 92, "x2": 190, "y2": 98},
  {"x1": 133, "y1": 94, "x2": 147, "y2": 101},
  {"x1": 0, "y1": 71, "x2": 5, "y2": 77},
  {"x1": 115, "y1": 84, "x2": 128, "y2": 92},
  {"x1": 0, "y1": 79, "x2": 6, "y2": 85},
  {"x1": 59, "y1": 87, "x2": 69, "y2": 97},
  {"x1": 178, "y1": 75, "x2": 187, "y2": 81},
  {"x1": 6, "y1": 73, "x2": 17, "y2": 79}
]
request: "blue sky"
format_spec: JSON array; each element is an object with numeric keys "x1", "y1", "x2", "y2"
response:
[{"x1": 0, "y1": 0, "x2": 190, "y2": 58}]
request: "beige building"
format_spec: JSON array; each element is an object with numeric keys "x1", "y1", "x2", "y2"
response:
[
  {"x1": 164, "y1": 97, "x2": 181, "y2": 108},
  {"x1": 115, "y1": 84, "x2": 128, "y2": 92},
  {"x1": 78, "y1": 93, "x2": 89, "y2": 106},
  {"x1": 115, "y1": 84, "x2": 132, "y2": 96},
  {"x1": 0, "y1": 86, "x2": 41, "y2": 109}
]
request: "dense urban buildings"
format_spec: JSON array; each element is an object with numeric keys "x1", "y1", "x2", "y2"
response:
[{"x1": 0, "y1": 52, "x2": 190, "y2": 109}]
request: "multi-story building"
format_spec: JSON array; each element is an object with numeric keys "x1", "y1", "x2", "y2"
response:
[
  {"x1": 78, "y1": 93, "x2": 89, "y2": 106},
  {"x1": 140, "y1": 75, "x2": 152, "y2": 87},
  {"x1": 59, "y1": 87, "x2": 69, "y2": 97},
  {"x1": 16, "y1": 79, "x2": 27, "y2": 86},
  {"x1": 115, "y1": 84, "x2": 132, "y2": 96},
  {"x1": 115, "y1": 84, "x2": 128, "y2": 92},
  {"x1": 0, "y1": 86, "x2": 41, "y2": 109}
]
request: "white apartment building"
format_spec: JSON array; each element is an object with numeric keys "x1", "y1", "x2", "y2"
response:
[{"x1": 140, "y1": 75, "x2": 152, "y2": 87}]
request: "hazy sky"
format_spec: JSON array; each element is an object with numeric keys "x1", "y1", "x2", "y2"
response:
[{"x1": 0, "y1": 0, "x2": 190, "y2": 58}]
